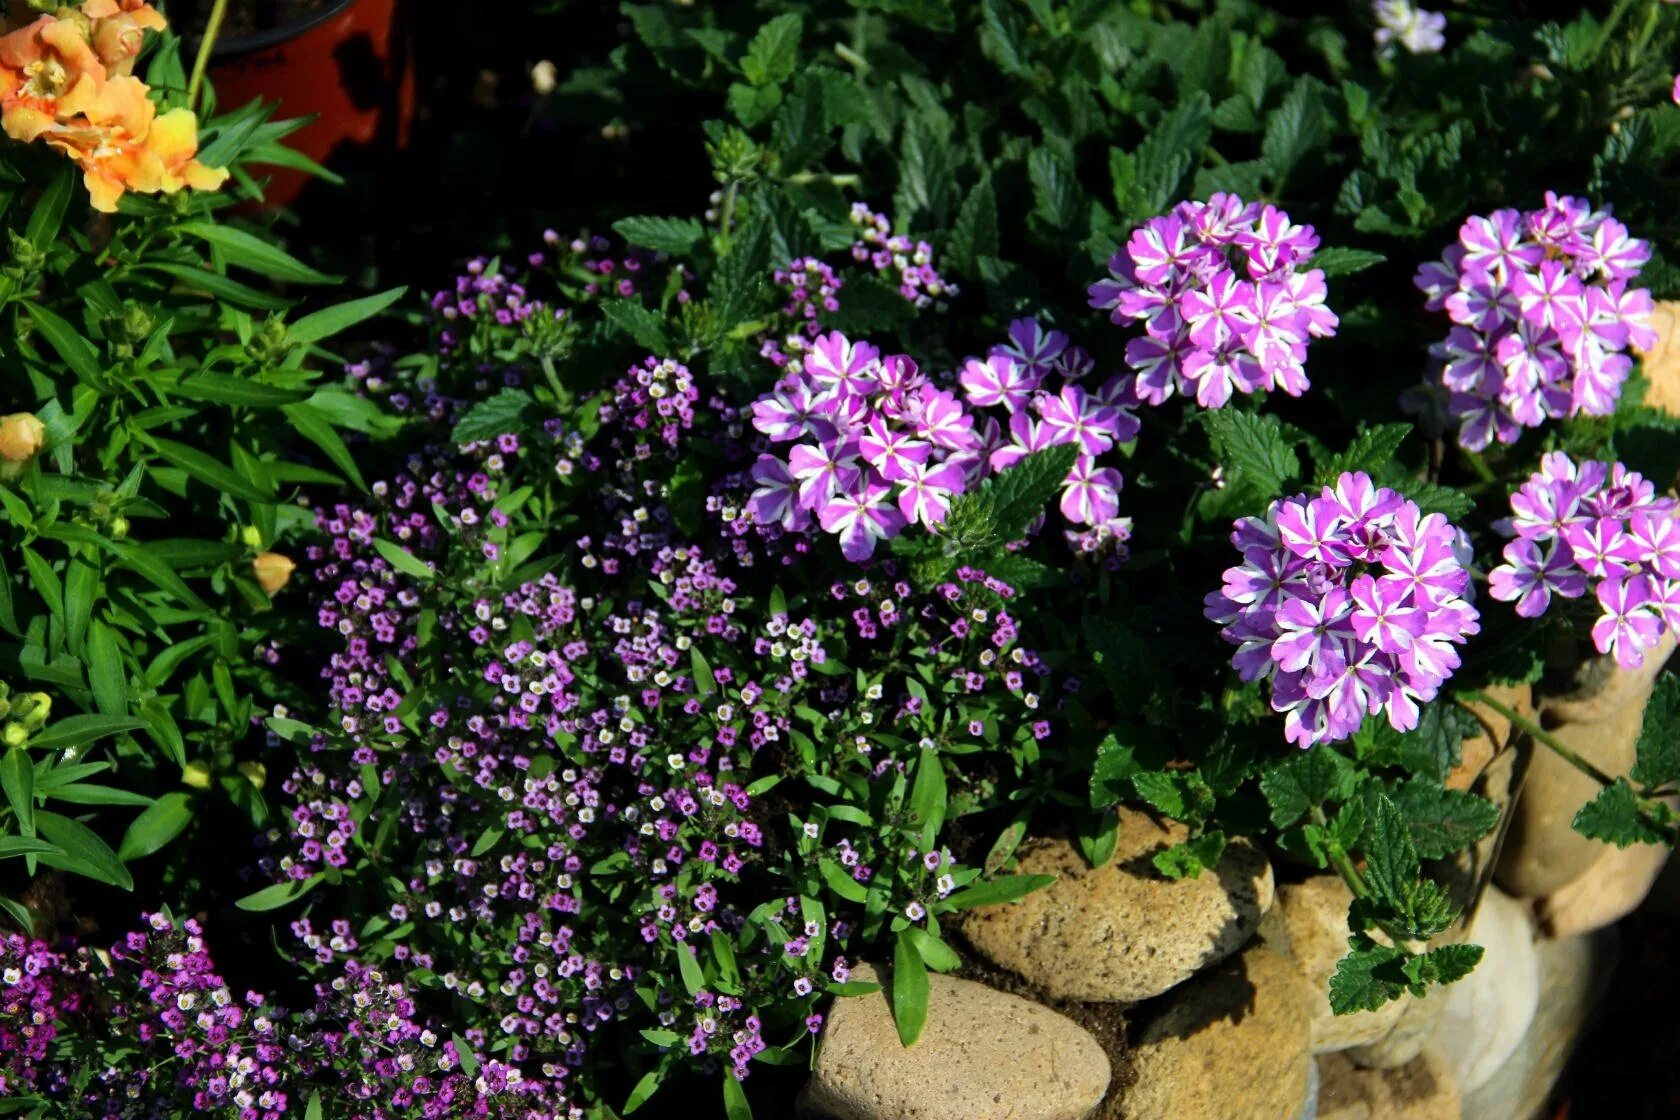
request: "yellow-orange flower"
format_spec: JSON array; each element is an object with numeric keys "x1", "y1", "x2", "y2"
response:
[
  {"x1": 81, "y1": 0, "x2": 164, "y2": 77},
  {"x1": 0, "y1": 13, "x2": 105, "y2": 143},
  {"x1": 39, "y1": 71, "x2": 153, "y2": 211},
  {"x1": 143, "y1": 105, "x2": 228, "y2": 195},
  {"x1": 252, "y1": 552, "x2": 296, "y2": 595}
]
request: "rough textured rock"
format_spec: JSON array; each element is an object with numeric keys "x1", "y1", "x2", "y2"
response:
[
  {"x1": 1345, "y1": 980, "x2": 1452, "y2": 1070},
  {"x1": 1119, "y1": 946, "x2": 1313, "y2": 1120},
  {"x1": 1635, "y1": 299, "x2": 1680, "y2": 420},
  {"x1": 1538, "y1": 819, "x2": 1674, "y2": 937},
  {"x1": 1259, "y1": 875, "x2": 1409, "y2": 1053},
  {"x1": 801, "y1": 965, "x2": 1110, "y2": 1120},
  {"x1": 1496, "y1": 635, "x2": 1678, "y2": 899},
  {"x1": 1432, "y1": 889, "x2": 1540, "y2": 1095},
  {"x1": 1461, "y1": 928, "x2": 1619, "y2": 1120},
  {"x1": 962, "y1": 808, "x2": 1274, "y2": 1003},
  {"x1": 1318, "y1": 1048, "x2": 1463, "y2": 1120},
  {"x1": 1449, "y1": 682, "x2": 1533, "y2": 792},
  {"x1": 1436, "y1": 744, "x2": 1527, "y2": 918}
]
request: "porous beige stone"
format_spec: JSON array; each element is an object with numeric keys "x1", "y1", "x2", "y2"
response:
[
  {"x1": 1259, "y1": 875, "x2": 1409, "y2": 1053},
  {"x1": 1317, "y1": 1047, "x2": 1463, "y2": 1120},
  {"x1": 1496, "y1": 635, "x2": 1677, "y2": 899},
  {"x1": 1634, "y1": 298, "x2": 1680, "y2": 419},
  {"x1": 1538, "y1": 821, "x2": 1674, "y2": 938},
  {"x1": 800, "y1": 965, "x2": 1110, "y2": 1120},
  {"x1": 1119, "y1": 946, "x2": 1314, "y2": 1120},
  {"x1": 961, "y1": 808, "x2": 1274, "y2": 1003}
]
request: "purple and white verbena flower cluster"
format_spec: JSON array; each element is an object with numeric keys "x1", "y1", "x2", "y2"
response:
[
  {"x1": 1206, "y1": 472, "x2": 1481, "y2": 747},
  {"x1": 1415, "y1": 193, "x2": 1657, "y2": 450},
  {"x1": 1487, "y1": 452, "x2": 1680, "y2": 668},
  {"x1": 1088, "y1": 193, "x2": 1339, "y2": 408},
  {"x1": 1372, "y1": 0, "x2": 1446, "y2": 55},
  {"x1": 745, "y1": 322, "x2": 1138, "y2": 562}
]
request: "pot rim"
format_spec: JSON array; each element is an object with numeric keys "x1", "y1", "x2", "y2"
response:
[{"x1": 185, "y1": 0, "x2": 359, "y2": 59}]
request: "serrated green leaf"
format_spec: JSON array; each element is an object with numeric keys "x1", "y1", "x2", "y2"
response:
[
  {"x1": 1153, "y1": 831, "x2": 1227, "y2": 880},
  {"x1": 1361, "y1": 793, "x2": 1421, "y2": 908},
  {"x1": 1328, "y1": 938, "x2": 1408, "y2": 1015},
  {"x1": 1260, "y1": 748, "x2": 1358, "y2": 827},
  {"x1": 740, "y1": 13, "x2": 802, "y2": 87},
  {"x1": 1387, "y1": 779, "x2": 1499, "y2": 859},
  {"x1": 1630, "y1": 674, "x2": 1680, "y2": 789},
  {"x1": 1315, "y1": 424, "x2": 1411, "y2": 484},
  {"x1": 1262, "y1": 78, "x2": 1329, "y2": 191},
  {"x1": 613, "y1": 216, "x2": 706, "y2": 256},
  {"x1": 601, "y1": 299, "x2": 670, "y2": 352},
  {"x1": 450, "y1": 388, "x2": 536, "y2": 445},
  {"x1": 1312, "y1": 247, "x2": 1386, "y2": 277},
  {"x1": 1573, "y1": 778, "x2": 1670, "y2": 847},
  {"x1": 1204, "y1": 409, "x2": 1298, "y2": 500}
]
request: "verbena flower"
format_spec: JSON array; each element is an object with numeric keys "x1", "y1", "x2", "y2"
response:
[
  {"x1": 1089, "y1": 194, "x2": 1337, "y2": 408},
  {"x1": 1206, "y1": 472, "x2": 1480, "y2": 746},
  {"x1": 848, "y1": 202, "x2": 957, "y2": 308},
  {"x1": 746, "y1": 324, "x2": 1137, "y2": 562},
  {"x1": 1487, "y1": 452, "x2": 1680, "y2": 667},
  {"x1": 1372, "y1": 0, "x2": 1447, "y2": 55},
  {"x1": 1415, "y1": 194, "x2": 1655, "y2": 450}
]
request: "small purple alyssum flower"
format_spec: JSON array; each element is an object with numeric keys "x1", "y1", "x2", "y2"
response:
[
  {"x1": 849, "y1": 202, "x2": 958, "y2": 308},
  {"x1": 1416, "y1": 194, "x2": 1655, "y2": 450},
  {"x1": 1089, "y1": 194, "x2": 1338, "y2": 408},
  {"x1": 1373, "y1": 0, "x2": 1446, "y2": 55},
  {"x1": 1206, "y1": 472, "x2": 1481, "y2": 747},
  {"x1": 1487, "y1": 452, "x2": 1680, "y2": 668}
]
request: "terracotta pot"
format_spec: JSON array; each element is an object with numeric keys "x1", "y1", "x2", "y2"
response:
[{"x1": 206, "y1": 0, "x2": 415, "y2": 207}]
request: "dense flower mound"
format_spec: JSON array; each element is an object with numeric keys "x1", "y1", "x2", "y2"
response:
[
  {"x1": 1206, "y1": 472, "x2": 1481, "y2": 747},
  {"x1": 1415, "y1": 193, "x2": 1656, "y2": 450},
  {"x1": 1088, "y1": 193, "x2": 1339, "y2": 408},
  {"x1": 1487, "y1": 452, "x2": 1680, "y2": 668},
  {"x1": 746, "y1": 324, "x2": 1139, "y2": 562}
]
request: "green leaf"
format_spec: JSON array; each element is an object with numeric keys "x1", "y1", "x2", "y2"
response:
[
  {"x1": 451, "y1": 388, "x2": 537, "y2": 445},
  {"x1": 235, "y1": 873, "x2": 324, "y2": 911},
  {"x1": 1316, "y1": 424, "x2": 1412, "y2": 484},
  {"x1": 1203, "y1": 409, "x2": 1299, "y2": 500},
  {"x1": 989, "y1": 442, "x2": 1080, "y2": 536},
  {"x1": 26, "y1": 165, "x2": 73, "y2": 246},
  {"x1": 25, "y1": 303, "x2": 103, "y2": 384},
  {"x1": 1402, "y1": 942, "x2": 1483, "y2": 988},
  {"x1": 372, "y1": 539, "x2": 436, "y2": 581},
  {"x1": 1400, "y1": 480, "x2": 1475, "y2": 521},
  {"x1": 287, "y1": 287, "x2": 406, "y2": 346},
  {"x1": 948, "y1": 176, "x2": 998, "y2": 274},
  {"x1": 740, "y1": 13, "x2": 802, "y2": 86},
  {"x1": 0, "y1": 836, "x2": 59, "y2": 858},
  {"x1": 623, "y1": 1070, "x2": 664, "y2": 1115},
  {"x1": 904, "y1": 924, "x2": 961, "y2": 972},
  {"x1": 177, "y1": 221, "x2": 338, "y2": 285},
  {"x1": 281, "y1": 400, "x2": 367, "y2": 490},
  {"x1": 34, "y1": 810, "x2": 131, "y2": 890},
  {"x1": 27, "y1": 715, "x2": 145, "y2": 755},
  {"x1": 145, "y1": 437, "x2": 271, "y2": 503},
  {"x1": 1075, "y1": 807, "x2": 1119, "y2": 868},
  {"x1": 1260, "y1": 748, "x2": 1358, "y2": 827},
  {"x1": 1, "y1": 748, "x2": 34, "y2": 839},
  {"x1": 891, "y1": 928, "x2": 929, "y2": 1047},
  {"x1": 1361, "y1": 793, "x2": 1421, "y2": 908},
  {"x1": 1630, "y1": 674, "x2": 1680, "y2": 788},
  {"x1": 1027, "y1": 146, "x2": 1081, "y2": 230},
  {"x1": 613, "y1": 216, "x2": 706, "y2": 257},
  {"x1": 116, "y1": 791, "x2": 193, "y2": 861},
  {"x1": 143, "y1": 262, "x2": 292, "y2": 311},
  {"x1": 1262, "y1": 77, "x2": 1329, "y2": 190},
  {"x1": 1153, "y1": 831, "x2": 1227, "y2": 880},
  {"x1": 908, "y1": 745, "x2": 947, "y2": 835},
  {"x1": 677, "y1": 942, "x2": 704, "y2": 995},
  {"x1": 1312, "y1": 247, "x2": 1387, "y2": 277},
  {"x1": 1573, "y1": 778, "x2": 1670, "y2": 848},
  {"x1": 173, "y1": 372, "x2": 309, "y2": 407},
  {"x1": 1352, "y1": 701, "x2": 1475, "y2": 782},
  {"x1": 600, "y1": 300, "x2": 669, "y2": 352},
  {"x1": 1328, "y1": 939, "x2": 1408, "y2": 1015},
  {"x1": 1131, "y1": 770, "x2": 1187, "y2": 818},
  {"x1": 1386, "y1": 779, "x2": 1499, "y2": 860},
  {"x1": 940, "y1": 873, "x2": 1056, "y2": 910},
  {"x1": 305, "y1": 1093, "x2": 323, "y2": 1120},
  {"x1": 722, "y1": 1071, "x2": 753, "y2": 1120},
  {"x1": 103, "y1": 539, "x2": 208, "y2": 611},
  {"x1": 819, "y1": 856, "x2": 869, "y2": 902},
  {"x1": 1088, "y1": 731, "x2": 1138, "y2": 808}
]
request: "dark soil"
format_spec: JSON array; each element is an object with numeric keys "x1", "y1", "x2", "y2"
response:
[{"x1": 170, "y1": 0, "x2": 342, "y2": 39}]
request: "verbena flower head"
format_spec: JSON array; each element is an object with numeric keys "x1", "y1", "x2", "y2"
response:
[
  {"x1": 1373, "y1": 0, "x2": 1447, "y2": 55},
  {"x1": 1415, "y1": 194, "x2": 1655, "y2": 450},
  {"x1": 746, "y1": 324, "x2": 1138, "y2": 562},
  {"x1": 1487, "y1": 452, "x2": 1680, "y2": 668},
  {"x1": 1206, "y1": 472, "x2": 1481, "y2": 747},
  {"x1": 1089, "y1": 194, "x2": 1338, "y2": 408}
]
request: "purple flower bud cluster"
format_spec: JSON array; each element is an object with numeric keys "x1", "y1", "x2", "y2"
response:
[
  {"x1": 0, "y1": 933, "x2": 73, "y2": 1096},
  {"x1": 848, "y1": 202, "x2": 957, "y2": 308},
  {"x1": 1487, "y1": 452, "x2": 1680, "y2": 668},
  {"x1": 1206, "y1": 472, "x2": 1481, "y2": 747},
  {"x1": 745, "y1": 325, "x2": 1139, "y2": 563},
  {"x1": 1415, "y1": 193, "x2": 1656, "y2": 450},
  {"x1": 761, "y1": 257, "x2": 844, "y2": 375},
  {"x1": 429, "y1": 255, "x2": 569, "y2": 356},
  {"x1": 1089, "y1": 194, "x2": 1338, "y2": 408}
]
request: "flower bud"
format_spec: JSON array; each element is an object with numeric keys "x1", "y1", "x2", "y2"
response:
[
  {"x1": 182, "y1": 760, "x2": 212, "y2": 789},
  {"x1": 531, "y1": 60, "x2": 557, "y2": 95},
  {"x1": 252, "y1": 552, "x2": 295, "y2": 595},
  {"x1": 110, "y1": 516, "x2": 129, "y2": 540},
  {"x1": 2, "y1": 723, "x2": 27, "y2": 749},
  {"x1": 237, "y1": 760, "x2": 267, "y2": 790},
  {"x1": 15, "y1": 692, "x2": 50, "y2": 731},
  {"x1": 240, "y1": 525, "x2": 263, "y2": 549},
  {"x1": 0, "y1": 413, "x2": 45, "y2": 463}
]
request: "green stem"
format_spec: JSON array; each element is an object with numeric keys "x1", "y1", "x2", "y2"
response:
[
  {"x1": 1589, "y1": 0, "x2": 1640, "y2": 61},
  {"x1": 834, "y1": 42, "x2": 870, "y2": 74},
  {"x1": 1456, "y1": 689, "x2": 1616, "y2": 787},
  {"x1": 719, "y1": 180, "x2": 740, "y2": 246},
  {"x1": 186, "y1": 0, "x2": 229, "y2": 110},
  {"x1": 1462, "y1": 449, "x2": 1497, "y2": 485},
  {"x1": 1310, "y1": 805, "x2": 1417, "y2": 949}
]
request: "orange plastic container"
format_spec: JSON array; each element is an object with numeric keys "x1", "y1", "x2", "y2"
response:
[{"x1": 207, "y1": 0, "x2": 415, "y2": 207}]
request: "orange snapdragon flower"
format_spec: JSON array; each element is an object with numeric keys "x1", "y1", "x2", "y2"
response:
[
  {"x1": 0, "y1": 3, "x2": 225, "y2": 212},
  {"x1": 81, "y1": 0, "x2": 165, "y2": 76},
  {"x1": 0, "y1": 14, "x2": 106, "y2": 142}
]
